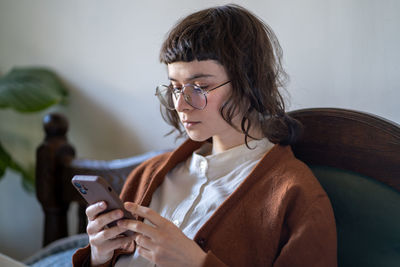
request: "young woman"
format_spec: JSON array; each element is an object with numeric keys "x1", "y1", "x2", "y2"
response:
[{"x1": 73, "y1": 4, "x2": 337, "y2": 267}]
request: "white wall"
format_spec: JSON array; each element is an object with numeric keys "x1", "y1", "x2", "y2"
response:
[{"x1": 0, "y1": 0, "x2": 399, "y2": 260}]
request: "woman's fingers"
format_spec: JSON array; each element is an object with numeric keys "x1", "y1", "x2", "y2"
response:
[
  {"x1": 117, "y1": 202, "x2": 207, "y2": 266},
  {"x1": 124, "y1": 202, "x2": 167, "y2": 227},
  {"x1": 95, "y1": 224, "x2": 132, "y2": 242},
  {"x1": 86, "y1": 201, "x2": 107, "y2": 221},
  {"x1": 87, "y1": 209, "x2": 124, "y2": 235},
  {"x1": 92, "y1": 235, "x2": 133, "y2": 255},
  {"x1": 134, "y1": 234, "x2": 156, "y2": 263},
  {"x1": 86, "y1": 202, "x2": 136, "y2": 265},
  {"x1": 118, "y1": 219, "x2": 158, "y2": 240},
  {"x1": 121, "y1": 202, "x2": 177, "y2": 242},
  {"x1": 135, "y1": 234, "x2": 155, "y2": 250}
]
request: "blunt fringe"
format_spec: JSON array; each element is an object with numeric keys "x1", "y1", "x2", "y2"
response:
[{"x1": 159, "y1": 4, "x2": 302, "y2": 146}]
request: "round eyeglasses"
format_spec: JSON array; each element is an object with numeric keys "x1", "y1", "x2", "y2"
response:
[{"x1": 155, "y1": 81, "x2": 230, "y2": 110}]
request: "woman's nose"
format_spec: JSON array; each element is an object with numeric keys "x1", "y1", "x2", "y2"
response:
[{"x1": 174, "y1": 92, "x2": 192, "y2": 112}]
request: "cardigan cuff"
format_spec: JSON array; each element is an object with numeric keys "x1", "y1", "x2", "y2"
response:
[
  {"x1": 72, "y1": 245, "x2": 112, "y2": 267},
  {"x1": 202, "y1": 251, "x2": 228, "y2": 267}
]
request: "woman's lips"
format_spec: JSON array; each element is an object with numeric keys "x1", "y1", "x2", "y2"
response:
[{"x1": 182, "y1": 121, "x2": 200, "y2": 128}]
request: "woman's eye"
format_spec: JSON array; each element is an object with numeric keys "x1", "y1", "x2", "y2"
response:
[
  {"x1": 193, "y1": 85, "x2": 206, "y2": 93},
  {"x1": 172, "y1": 87, "x2": 182, "y2": 93},
  {"x1": 195, "y1": 85, "x2": 208, "y2": 90}
]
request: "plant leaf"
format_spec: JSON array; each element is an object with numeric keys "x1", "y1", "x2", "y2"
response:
[
  {"x1": 0, "y1": 67, "x2": 68, "y2": 112},
  {"x1": 0, "y1": 141, "x2": 11, "y2": 178},
  {"x1": 0, "y1": 141, "x2": 35, "y2": 191}
]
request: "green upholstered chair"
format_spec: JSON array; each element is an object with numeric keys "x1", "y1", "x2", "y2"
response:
[{"x1": 289, "y1": 108, "x2": 400, "y2": 267}]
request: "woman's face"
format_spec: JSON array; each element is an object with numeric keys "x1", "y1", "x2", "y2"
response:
[{"x1": 167, "y1": 60, "x2": 244, "y2": 148}]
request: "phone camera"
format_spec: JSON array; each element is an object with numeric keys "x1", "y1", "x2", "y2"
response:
[
  {"x1": 79, "y1": 188, "x2": 87, "y2": 194},
  {"x1": 74, "y1": 182, "x2": 82, "y2": 188}
]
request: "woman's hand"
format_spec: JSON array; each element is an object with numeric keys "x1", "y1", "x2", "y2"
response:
[
  {"x1": 118, "y1": 202, "x2": 207, "y2": 267},
  {"x1": 85, "y1": 201, "x2": 134, "y2": 266}
]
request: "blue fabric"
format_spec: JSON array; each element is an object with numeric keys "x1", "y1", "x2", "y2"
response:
[
  {"x1": 24, "y1": 234, "x2": 88, "y2": 267},
  {"x1": 29, "y1": 248, "x2": 78, "y2": 267}
]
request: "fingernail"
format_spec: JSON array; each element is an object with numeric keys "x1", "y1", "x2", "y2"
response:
[{"x1": 99, "y1": 202, "x2": 105, "y2": 208}]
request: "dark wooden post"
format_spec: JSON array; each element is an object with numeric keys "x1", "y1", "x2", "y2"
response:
[{"x1": 36, "y1": 113, "x2": 75, "y2": 246}]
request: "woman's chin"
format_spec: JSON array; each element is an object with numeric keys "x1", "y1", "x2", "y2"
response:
[{"x1": 186, "y1": 131, "x2": 210, "y2": 142}]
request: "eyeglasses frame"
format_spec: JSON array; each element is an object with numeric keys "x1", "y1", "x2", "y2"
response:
[{"x1": 155, "y1": 80, "x2": 231, "y2": 110}]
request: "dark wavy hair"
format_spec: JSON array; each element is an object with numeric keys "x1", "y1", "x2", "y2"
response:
[{"x1": 159, "y1": 4, "x2": 302, "y2": 145}]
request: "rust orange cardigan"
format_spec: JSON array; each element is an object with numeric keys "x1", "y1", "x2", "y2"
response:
[{"x1": 73, "y1": 139, "x2": 337, "y2": 266}]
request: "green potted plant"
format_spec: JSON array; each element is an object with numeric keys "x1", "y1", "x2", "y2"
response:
[{"x1": 0, "y1": 67, "x2": 68, "y2": 191}]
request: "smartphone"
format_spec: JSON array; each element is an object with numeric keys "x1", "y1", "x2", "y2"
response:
[{"x1": 71, "y1": 175, "x2": 134, "y2": 236}]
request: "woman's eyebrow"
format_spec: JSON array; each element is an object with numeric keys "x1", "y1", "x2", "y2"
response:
[{"x1": 168, "y1": 73, "x2": 214, "y2": 82}]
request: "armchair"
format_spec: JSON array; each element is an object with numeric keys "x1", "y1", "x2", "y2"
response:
[
  {"x1": 288, "y1": 108, "x2": 400, "y2": 266},
  {"x1": 35, "y1": 108, "x2": 400, "y2": 266}
]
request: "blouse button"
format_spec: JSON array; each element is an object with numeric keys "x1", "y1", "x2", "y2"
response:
[
  {"x1": 200, "y1": 161, "x2": 207, "y2": 170},
  {"x1": 196, "y1": 238, "x2": 206, "y2": 249}
]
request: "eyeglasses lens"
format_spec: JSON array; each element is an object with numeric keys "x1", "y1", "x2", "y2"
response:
[{"x1": 157, "y1": 85, "x2": 206, "y2": 110}]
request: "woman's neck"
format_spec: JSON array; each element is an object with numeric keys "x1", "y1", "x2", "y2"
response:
[
  {"x1": 211, "y1": 136, "x2": 243, "y2": 154},
  {"x1": 211, "y1": 129, "x2": 263, "y2": 154}
]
